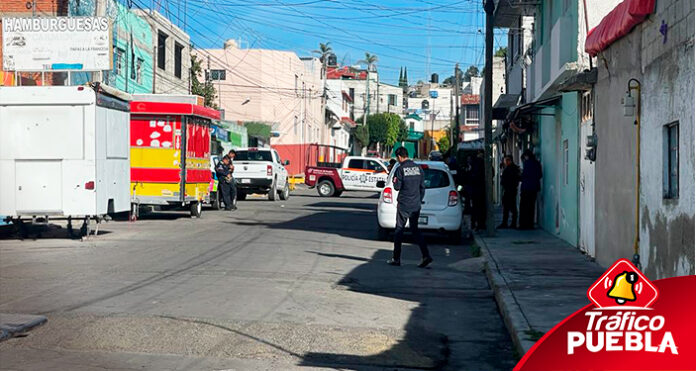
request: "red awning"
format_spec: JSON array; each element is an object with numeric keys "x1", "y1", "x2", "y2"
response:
[
  {"x1": 341, "y1": 90, "x2": 353, "y2": 103},
  {"x1": 130, "y1": 101, "x2": 221, "y2": 120},
  {"x1": 461, "y1": 94, "x2": 480, "y2": 105},
  {"x1": 585, "y1": 0, "x2": 655, "y2": 56},
  {"x1": 341, "y1": 117, "x2": 357, "y2": 127}
]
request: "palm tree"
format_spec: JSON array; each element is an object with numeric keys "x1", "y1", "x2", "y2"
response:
[
  {"x1": 357, "y1": 52, "x2": 378, "y2": 72},
  {"x1": 312, "y1": 42, "x2": 333, "y2": 64}
]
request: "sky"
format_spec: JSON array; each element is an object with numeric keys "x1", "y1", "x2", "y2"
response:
[{"x1": 147, "y1": 0, "x2": 508, "y2": 86}]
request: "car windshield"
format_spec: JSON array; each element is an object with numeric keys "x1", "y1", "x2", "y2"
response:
[
  {"x1": 389, "y1": 165, "x2": 450, "y2": 189},
  {"x1": 235, "y1": 150, "x2": 273, "y2": 162}
]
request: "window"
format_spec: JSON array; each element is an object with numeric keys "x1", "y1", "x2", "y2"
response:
[
  {"x1": 366, "y1": 160, "x2": 383, "y2": 171},
  {"x1": 349, "y1": 87, "x2": 355, "y2": 100},
  {"x1": 295, "y1": 74, "x2": 299, "y2": 96},
  {"x1": 663, "y1": 122, "x2": 679, "y2": 199},
  {"x1": 114, "y1": 47, "x2": 125, "y2": 76},
  {"x1": 388, "y1": 94, "x2": 397, "y2": 106},
  {"x1": 465, "y1": 104, "x2": 479, "y2": 120},
  {"x1": 130, "y1": 48, "x2": 136, "y2": 80},
  {"x1": 348, "y1": 159, "x2": 365, "y2": 169},
  {"x1": 135, "y1": 58, "x2": 143, "y2": 84},
  {"x1": 234, "y1": 150, "x2": 273, "y2": 162},
  {"x1": 210, "y1": 69, "x2": 226, "y2": 80},
  {"x1": 581, "y1": 91, "x2": 593, "y2": 121},
  {"x1": 563, "y1": 139, "x2": 569, "y2": 185},
  {"x1": 174, "y1": 42, "x2": 184, "y2": 78},
  {"x1": 157, "y1": 31, "x2": 168, "y2": 70},
  {"x1": 423, "y1": 169, "x2": 450, "y2": 189}
]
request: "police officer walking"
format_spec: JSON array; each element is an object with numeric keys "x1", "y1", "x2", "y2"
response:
[
  {"x1": 387, "y1": 147, "x2": 433, "y2": 268},
  {"x1": 215, "y1": 156, "x2": 236, "y2": 211}
]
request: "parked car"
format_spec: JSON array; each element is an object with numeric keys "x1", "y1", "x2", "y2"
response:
[
  {"x1": 233, "y1": 148, "x2": 290, "y2": 201},
  {"x1": 428, "y1": 150, "x2": 444, "y2": 161},
  {"x1": 376, "y1": 161, "x2": 462, "y2": 242},
  {"x1": 305, "y1": 155, "x2": 389, "y2": 197}
]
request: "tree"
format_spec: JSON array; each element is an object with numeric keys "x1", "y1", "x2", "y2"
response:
[
  {"x1": 495, "y1": 46, "x2": 508, "y2": 58},
  {"x1": 362, "y1": 113, "x2": 405, "y2": 156},
  {"x1": 357, "y1": 52, "x2": 378, "y2": 71},
  {"x1": 353, "y1": 123, "x2": 370, "y2": 148},
  {"x1": 312, "y1": 42, "x2": 333, "y2": 63},
  {"x1": 190, "y1": 55, "x2": 217, "y2": 109},
  {"x1": 442, "y1": 75, "x2": 455, "y2": 86},
  {"x1": 463, "y1": 65, "x2": 480, "y2": 82},
  {"x1": 438, "y1": 134, "x2": 451, "y2": 153}
]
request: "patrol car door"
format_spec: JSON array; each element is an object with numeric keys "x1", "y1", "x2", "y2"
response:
[
  {"x1": 341, "y1": 158, "x2": 366, "y2": 190},
  {"x1": 364, "y1": 159, "x2": 389, "y2": 191}
]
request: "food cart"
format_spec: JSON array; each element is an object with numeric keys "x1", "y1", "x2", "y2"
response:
[{"x1": 129, "y1": 96, "x2": 219, "y2": 219}]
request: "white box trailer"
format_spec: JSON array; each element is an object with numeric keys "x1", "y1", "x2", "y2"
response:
[{"x1": 0, "y1": 84, "x2": 132, "y2": 237}]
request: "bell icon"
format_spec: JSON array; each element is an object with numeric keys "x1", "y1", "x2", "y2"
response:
[{"x1": 607, "y1": 271, "x2": 638, "y2": 304}]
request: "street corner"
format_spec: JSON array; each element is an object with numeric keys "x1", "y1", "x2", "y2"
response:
[{"x1": 0, "y1": 313, "x2": 47, "y2": 341}]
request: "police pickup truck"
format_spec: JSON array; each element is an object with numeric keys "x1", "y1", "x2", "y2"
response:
[{"x1": 305, "y1": 156, "x2": 389, "y2": 197}]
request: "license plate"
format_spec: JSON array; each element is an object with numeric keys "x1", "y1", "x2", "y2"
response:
[
  {"x1": 418, "y1": 216, "x2": 428, "y2": 225},
  {"x1": 241, "y1": 179, "x2": 251, "y2": 184}
]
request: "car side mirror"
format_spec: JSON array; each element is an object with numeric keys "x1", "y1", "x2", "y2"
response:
[
  {"x1": 450, "y1": 169, "x2": 457, "y2": 176},
  {"x1": 284, "y1": 160, "x2": 290, "y2": 166},
  {"x1": 376, "y1": 180, "x2": 386, "y2": 188}
]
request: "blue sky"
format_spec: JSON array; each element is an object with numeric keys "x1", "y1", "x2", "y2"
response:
[{"x1": 154, "y1": 0, "x2": 508, "y2": 85}]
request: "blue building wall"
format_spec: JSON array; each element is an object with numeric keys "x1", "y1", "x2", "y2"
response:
[
  {"x1": 69, "y1": 0, "x2": 154, "y2": 93},
  {"x1": 537, "y1": 92, "x2": 579, "y2": 246}
]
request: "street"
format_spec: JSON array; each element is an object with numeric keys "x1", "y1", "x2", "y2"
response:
[{"x1": 0, "y1": 189, "x2": 516, "y2": 370}]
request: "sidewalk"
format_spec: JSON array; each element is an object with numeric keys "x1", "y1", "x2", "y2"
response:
[{"x1": 475, "y1": 223, "x2": 605, "y2": 357}]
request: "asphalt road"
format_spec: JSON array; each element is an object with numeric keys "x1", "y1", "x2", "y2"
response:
[{"x1": 0, "y1": 188, "x2": 516, "y2": 370}]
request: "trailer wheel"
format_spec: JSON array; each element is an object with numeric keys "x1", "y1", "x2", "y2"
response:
[
  {"x1": 130, "y1": 203, "x2": 139, "y2": 222},
  {"x1": 190, "y1": 201, "x2": 202, "y2": 218},
  {"x1": 80, "y1": 217, "x2": 91, "y2": 239},
  {"x1": 317, "y1": 180, "x2": 335, "y2": 197},
  {"x1": 279, "y1": 182, "x2": 290, "y2": 200}
]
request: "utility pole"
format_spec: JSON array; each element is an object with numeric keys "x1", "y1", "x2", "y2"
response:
[
  {"x1": 483, "y1": 0, "x2": 496, "y2": 236},
  {"x1": 453, "y1": 63, "x2": 461, "y2": 147},
  {"x1": 376, "y1": 71, "x2": 380, "y2": 114},
  {"x1": 93, "y1": 0, "x2": 107, "y2": 83},
  {"x1": 362, "y1": 71, "x2": 370, "y2": 126}
]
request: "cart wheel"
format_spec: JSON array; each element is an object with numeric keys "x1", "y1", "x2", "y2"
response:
[
  {"x1": 211, "y1": 191, "x2": 221, "y2": 210},
  {"x1": 130, "y1": 203, "x2": 139, "y2": 222},
  {"x1": 279, "y1": 182, "x2": 290, "y2": 200},
  {"x1": 190, "y1": 201, "x2": 202, "y2": 218}
]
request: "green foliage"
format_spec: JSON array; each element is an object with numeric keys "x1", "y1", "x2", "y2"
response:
[
  {"x1": 365, "y1": 113, "x2": 404, "y2": 148},
  {"x1": 313, "y1": 42, "x2": 333, "y2": 63},
  {"x1": 190, "y1": 55, "x2": 217, "y2": 109},
  {"x1": 244, "y1": 121, "x2": 271, "y2": 139},
  {"x1": 463, "y1": 65, "x2": 480, "y2": 82},
  {"x1": 438, "y1": 135, "x2": 451, "y2": 153},
  {"x1": 353, "y1": 124, "x2": 370, "y2": 147},
  {"x1": 358, "y1": 52, "x2": 379, "y2": 71},
  {"x1": 495, "y1": 46, "x2": 508, "y2": 58}
]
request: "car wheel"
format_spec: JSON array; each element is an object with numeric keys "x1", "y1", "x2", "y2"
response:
[
  {"x1": 317, "y1": 180, "x2": 335, "y2": 197},
  {"x1": 280, "y1": 182, "x2": 290, "y2": 200},
  {"x1": 268, "y1": 178, "x2": 277, "y2": 201},
  {"x1": 377, "y1": 225, "x2": 390, "y2": 241},
  {"x1": 190, "y1": 201, "x2": 202, "y2": 218}
]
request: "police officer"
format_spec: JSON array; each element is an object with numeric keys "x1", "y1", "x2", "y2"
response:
[
  {"x1": 388, "y1": 147, "x2": 433, "y2": 268},
  {"x1": 215, "y1": 156, "x2": 236, "y2": 211},
  {"x1": 227, "y1": 149, "x2": 238, "y2": 208}
]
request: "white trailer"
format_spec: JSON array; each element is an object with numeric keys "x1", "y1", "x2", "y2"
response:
[{"x1": 0, "y1": 84, "x2": 131, "y2": 238}]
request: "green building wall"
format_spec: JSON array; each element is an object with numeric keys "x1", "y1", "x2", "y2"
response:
[{"x1": 69, "y1": 0, "x2": 154, "y2": 93}]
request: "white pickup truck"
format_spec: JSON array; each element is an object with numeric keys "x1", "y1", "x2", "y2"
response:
[
  {"x1": 233, "y1": 148, "x2": 290, "y2": 201},
  {"x1": 305, "y1": 156, "x2": 390, "y2": 197}
]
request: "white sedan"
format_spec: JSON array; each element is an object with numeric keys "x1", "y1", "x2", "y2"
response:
[{"x1": 376, "y1": 161, "x2": 463, "y2": 242}]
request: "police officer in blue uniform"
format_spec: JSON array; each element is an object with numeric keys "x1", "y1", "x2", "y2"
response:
[{"x1": 388, "y1": 147, "x2": 433, "y2": 268}]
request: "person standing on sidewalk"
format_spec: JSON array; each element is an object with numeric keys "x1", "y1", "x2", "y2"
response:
[
  {"x1": 387, "y1": 147, "x2": 433, "y2": 268},
  {"x1": 215, "y1": 156, "x2": 235, "y2": 211},
  {"x1": 519, "y1": 150, "x2": 542, "y2": 229},
  {"x1": 226, "y1": 150, "x2": 238, "y2": 209},
  {"x1": 498, "y1": 155, "x2": 520, "y2": 229}
]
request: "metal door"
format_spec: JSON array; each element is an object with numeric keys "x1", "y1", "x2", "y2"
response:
[{"x1": 15, "y1": 160, "x2": 62, "y2": 213}]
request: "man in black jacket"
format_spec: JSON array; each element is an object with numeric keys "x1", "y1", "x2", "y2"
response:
[
  {"x1": 519, "y1": 150, "x2": 542, "y2": 229},
  {"x1": 215, "y1": 156, "x2": 235, "y2": 211},
  {"x1": 498, "y1": 155, "x2": 520, "y2": 229},
  {"x1": 388, "y1": 147, "x2": 433, "y2": 268}
]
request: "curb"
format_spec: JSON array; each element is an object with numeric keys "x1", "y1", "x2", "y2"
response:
[
  {"x1": 0, "y1": 313, "x2": 47, "y2": 341},
  {"x1": 476, "y1": 235, "x2": 537, "y2": 358}
]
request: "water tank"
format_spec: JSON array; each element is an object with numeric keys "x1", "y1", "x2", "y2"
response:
[
  {"x1": 431, "y1": 73, "x2": 439, "y2": 83},
  {"x1": 327, "y1": 53, "x2": 337, "y2": 66}
]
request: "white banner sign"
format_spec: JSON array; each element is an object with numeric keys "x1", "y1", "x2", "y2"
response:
[{"x1": 2, "y1": 17, "x2": 112, "y2": 71}]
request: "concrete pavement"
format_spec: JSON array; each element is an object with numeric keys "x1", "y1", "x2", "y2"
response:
[
  {"x1": 0, "y1": 188, "x2": 516, "y2": 370},
  {"x1": 476, "y1": 225, "x2": 605, "y2": 357}
]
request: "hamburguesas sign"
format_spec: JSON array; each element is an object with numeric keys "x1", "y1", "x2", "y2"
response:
[
  {"x1": 514, "y1": 260, "x2": 695, "y2": 370},
  {"x1": 2, "y1": 17, "x2": 111, "y2": 71}
]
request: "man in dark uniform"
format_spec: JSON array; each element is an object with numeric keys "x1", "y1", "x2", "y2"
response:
[
  {"x1": 388, "y1": 147, "x2": 433, "y2": 268},
  {"x1": 227, "y1": 150, "x2": 237, "y2": 209},
  {"x1": 215, "y1": 156, "x2": 235, "y2": 211},
  {"x1": 519, "y1": 150, "x2": 542, "y2": 229},
  {"x1": 498, "y1": 155, "x2": 520, "y2": 229}
]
